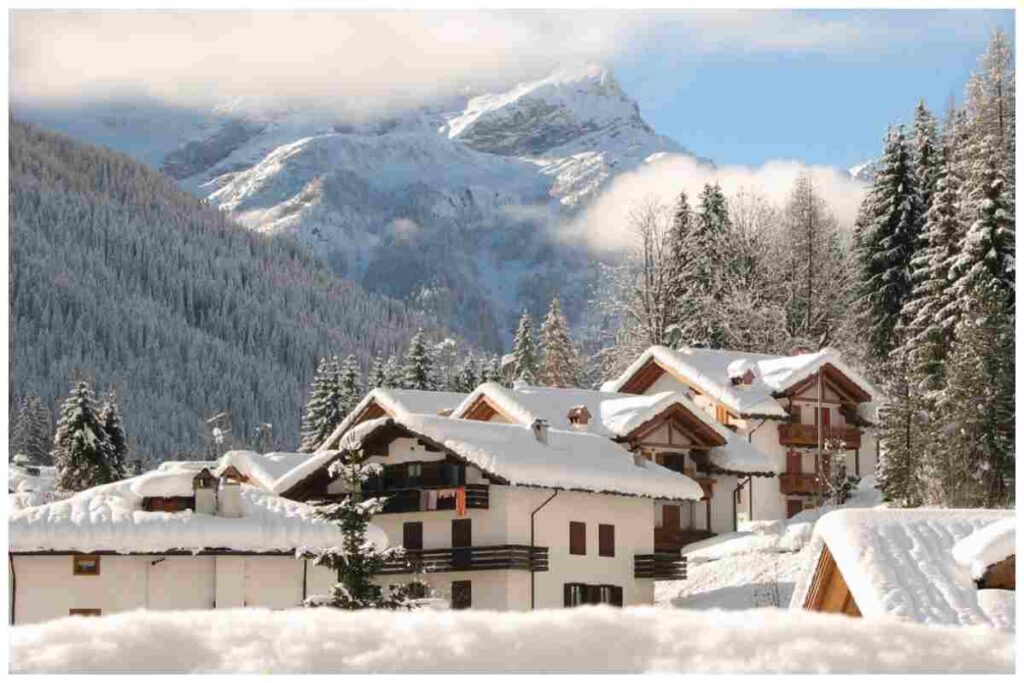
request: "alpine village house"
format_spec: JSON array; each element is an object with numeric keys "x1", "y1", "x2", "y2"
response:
[{"x1": 9, "y1": 345, "x2": 879, "y2": 619}]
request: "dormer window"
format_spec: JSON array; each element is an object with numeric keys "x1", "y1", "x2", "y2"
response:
[
  {"x1": 218, "y1": 465, "x2": 246, "y2": 484},
  {"x1": 567, "y1": 406, "x2": 592, "y2": 430}
]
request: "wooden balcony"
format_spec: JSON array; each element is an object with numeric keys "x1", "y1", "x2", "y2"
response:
[
  {"x1": 654, "y1": 527, "x2": 714, "y2": 554},
  {"x1": 635, "y1": 553, "x2": 687, "y2": 581},
  {"x1": 778, "y1": 424, "x2": 861, "y2": 449},
  {"x1": 318, "y1": 484, "x2": 489, "y2": 514},
  {"x1": 779, "y1": 472, "x2": 827, "y2": 495},
  {"x1": 377, "y1": 545, "x2": 549, "y2": 575}
]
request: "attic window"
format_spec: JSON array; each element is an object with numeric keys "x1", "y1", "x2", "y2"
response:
[
  {"x1": 72, "y1": 554, "x2": 100, "y2": 576},
  {"x1": 567, "y1": 405, "x2": 592, "y2": 427}
]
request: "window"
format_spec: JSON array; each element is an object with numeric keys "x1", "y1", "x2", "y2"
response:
[
  {"x1": 564, "y1": 583, "x2": 623, "y2": 607},
  {"x1": 451, "y1": 580, "x2": 472, "y2": 610},
  {"x1": 407, "y1": 462, "x2": 422, "y2": 486},
  {"x1": 403, "y1": 522, "x2": 423, "y2": 551},
  {"x1": 69, "y1": 608, "x2": 101, "y2": 617},
  {"x1": 72, "y1": 554, "x2": 100, "y2": 576},
  {"x1": 403, "y1": 582, "x2": 428, "y2": 599},
  {"x1": 569, "y1": 521, "x2": 586, "y2": 555},
  {"x1": 789, "y1": 404, "x2": 802, "y2": 424},
  {"x1": 599, "y1": 524, "x2": 615, "y2": 558},
  {"x1": 715, "y1": 405, "x2": 729, "y2": 425},
  {"x1": 452, "y1": 519, "x2": 472, "y2": 570}
]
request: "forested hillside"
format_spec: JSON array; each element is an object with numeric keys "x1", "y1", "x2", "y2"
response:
[{"x1": 10, "y1": 121, "x2": 443, "y2": 462}]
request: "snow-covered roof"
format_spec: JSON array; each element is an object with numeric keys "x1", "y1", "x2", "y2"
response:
[
  {"x1": 452, "y1": 383, "x2": 777, "y2": 475},
  {"x1": 952, "y1": 517, "x2": 1015, "y2": 581},
  {"x1": 277, "y1": 414, "x2": 706, "y2": 502},
  {"x1": 316, "y1": 388, "x2": 467, "y2": 453},
  {"x1": 791, "y1": 508, "x2": 1014, "y2": 630},
  {"x1": 9, "y1": 464, "x2": 56, "y2": 495},
  {"x1": 9, "y1": 458, "x2": 386, "y2": 555},
  {"x1": 602, "y1": 346, "x2": 879, "y2": 419}
]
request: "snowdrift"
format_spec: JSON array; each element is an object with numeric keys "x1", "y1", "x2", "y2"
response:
[{"x1": 9, "y1": 606, "x2": 1012, "y2": 674}]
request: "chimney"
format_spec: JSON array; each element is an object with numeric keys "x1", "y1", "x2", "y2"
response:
[
  {"x1": 216, "y1": 465, "x2": 245, "y2": 518},
  {"x1": 531, "y1": 418, "x2": 549, "y2": 444},
  {"x1": 192, "y1": 468, "x2": 217, "y2": 515},
  {"x1": 567, "y1": 406, "x2": 591, "y2": 431}
]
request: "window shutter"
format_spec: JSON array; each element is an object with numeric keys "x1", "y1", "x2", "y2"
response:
[
  {"x1": 564, "y1": 583, "x2": 573, "y2": 607},
  {"x1": 569, "y1": 521, "x2": 586, "y2": 555},
  {"x1": 585, "y1": 585, "x2": 600, "y2": 605},
  {"x1": 611, "y1": 586, "x2": 623, "y2": 607},
  {"x1": 599, "y1": 524, "x2": 615, "y2": 557},
  {"x1": 403, "y1": 522, "x2": 423, "y2": 551},
  {"x1": 451, "y1": 580, "x2": 471, "y2": 610}
]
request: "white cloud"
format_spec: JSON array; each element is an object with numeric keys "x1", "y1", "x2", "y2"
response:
[
  {"x1": 564, "y1": 153, "x2": 866, "y2": 253},
  {"x1": 9, "y1": 10, "x2": 975, "y2": 113}
]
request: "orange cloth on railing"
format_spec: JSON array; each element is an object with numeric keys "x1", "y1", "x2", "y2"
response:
[{"x1": 456, "y1": 486, "x2": 467, "y2": 517}]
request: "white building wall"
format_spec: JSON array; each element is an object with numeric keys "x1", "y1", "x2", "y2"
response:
[{"x1": 11, "y1": 554, "x2": 316, "y2": 626}]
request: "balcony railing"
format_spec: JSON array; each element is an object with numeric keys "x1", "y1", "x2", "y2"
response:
[
  {"x1": 779, "y1": 472, "x2": 827, "y2": 495},
  {"x1": 654, "y1": 527, "x2": 714, "y2": 554},
  {"x1": 377, "y1": 545, "x2": 549, "y2": 575},
  {"x1": 634, "y1": 553, "x2": 687, "y2": 581},
  {"x1": 317, "y1": 484, "x2": 489, "y2": 514},
  {"x1": 778, "y1": 424, "x2": 861, "y2": 449}
]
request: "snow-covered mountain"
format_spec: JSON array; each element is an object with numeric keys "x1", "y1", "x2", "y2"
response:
[
  {"x1": 16, "y1": 64, "x2": 697, "y2": 349},
  {"x1": 848, "y1": 159, "x2": 879, "y2": 183}
]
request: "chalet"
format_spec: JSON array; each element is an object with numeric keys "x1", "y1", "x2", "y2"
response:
[
  {"x1": 448, "y1": 382, "x2": 778, "y2": 547},
  {"x1": 8, "y1": 455, "x2": 382, "y2": 625},
  {"x1": 792, "y1": 509, "x2": 1014, "y2": 631},
  {"x1": 275, "y1": 413, "x2": 700, "y2": 610},
  {"x1": 602, "y1": 346, "x2": 880, "y2": 520}
]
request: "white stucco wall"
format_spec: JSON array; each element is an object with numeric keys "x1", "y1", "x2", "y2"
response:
[{"x1": 11, "y1": 554, "x2": 320, "y2": 625}]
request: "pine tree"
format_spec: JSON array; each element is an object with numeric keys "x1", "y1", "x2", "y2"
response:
[
  {"x1": 98, "y1": 391, "x2": 128, "y2": 481},
  {"x1": 367, "y1": 355, "x2": 388, "y2": 390},
  {"x1": 382, "y1": 354, "x2": 405, "y2": 389},
  {"x1": 338, "y1": 355, "x2": 363, "y2": 416},
  {"x1": 874, "y1": 356, "x2": 925, "y2": 507},
  {"x1": 689, "y1": 183, "x2": 734, "y2": 348},
  {"x1": 539, "y1": 298, "x2": 578, "y2": 388},
  {"x1": 664, "y1": 190, "x2": 699, "y2": 336},
  {"x1": 935, "y1": 280, "x2": 1014, "y2": 507},
  {"x1": 303, "y1": 448, "x2": 412, "y2": 609},
  {"x1": 11, "y1": 395, "x2": 52, "y2": 465},
  {"x1": 911, "y1": 100, "x2": 940, "y2": 214},
  {"x1": 299, "y1": 356, "x2": 345, "y2": 453},
  {"x1": 452, "y1": 354, "x2": 480, "y2": 393},
  {"x1": 53, "y1": 381, "x2": 119, "y2": 492},
  {"x1": 949, "y1": 133, "x2": 1015, "y2": 310},
  {"x1": 402, "y1": 331, "x2": 434, "y2": 390},
  {"x1": 511, "y1": 312, "x2": 539, "y2": 384},
  {"x1": 479, "y1": 355, "x2": 504, "y2": 385},
  {"x1": 854, "y1": 125, "x2": 925, "y2": 362}
]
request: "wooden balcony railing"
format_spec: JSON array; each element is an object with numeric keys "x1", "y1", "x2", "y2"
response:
[
  {"x1": 779, "y1": 472, "x2": 827, "y2": 495},
  {"x1": 778, "y1": 424, "x2": 861, "y2": 449},
  {"x1": 654, "y1": 527, "x2": 714, "y2": 554},
  {"x1": 317, "y1": 484, "x2": 489, "y2": 514},
  {"x1": 634, "y1": 553, "x2": 687, "y2": 581},
  {"x1": 377, "y1": 545, "x2": 549, "y2": 575}
]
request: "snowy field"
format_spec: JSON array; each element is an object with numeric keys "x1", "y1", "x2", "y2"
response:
[{"x1": 9, "y1": 606, "x2": 1013, "y2": 674}]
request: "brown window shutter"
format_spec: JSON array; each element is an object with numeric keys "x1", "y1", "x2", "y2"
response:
[
  {"x1": 451, "y1": 518, "x2": 472, "y2": 547},
  {"x1": 451, "y1": 580, "x2": 471, "y2": 610},
  {"x1": 599, "y1": 524, "x2": 615, "y2": 557},
  {"x1": 611, "y1": 586, "x2": 623, "y2": 607},
  {"x1": 569, "y1": 521, "x2": 586, "y2": 555},
  {"x1": 403, "y1": 522, "x2": 423, "y2": 551},
  {"x1": 662, "y1": 504, "x2": 681, "y2": 530}
]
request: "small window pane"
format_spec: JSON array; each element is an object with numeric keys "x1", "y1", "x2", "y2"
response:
[
  {"x1": 569, "y1": 522, "x2": 586, "y2": 555},
  {"x1": 72, "y1": 555, "x2": 100, "y2": 576}
]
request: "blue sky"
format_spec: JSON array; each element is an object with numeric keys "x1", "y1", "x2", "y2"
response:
[{"x1": 614, "y1": 9, "x2": 1015, "y2": 168}]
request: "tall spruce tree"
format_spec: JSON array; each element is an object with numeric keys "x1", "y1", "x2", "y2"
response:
[
  {"x1": 303, "y1": 448, "x2": 411, "y2": 609},
  {"x1": 338, "y1": 355, "x2": 363, "y2": 416},
  {"x1": 874, "y1": 355, "x2": 925, "y2": 507},
  {"x1": 664, "y1": 191, "x2": 699, "y2": 337},
  {"x1": 367, "y1": 355, "x2": 388, "y2": 390},
  {"x1": 854, "y1": 125, "x2": 925, "y2": 362},
  {"x1": 935, "y1": 280, "x2": 1014, "y2": 507},
  {"x1": 402, "y1": 331, "x2": 434, "y2": 390},
  {"x1": 689, "y1": 183, "x2": 734, "y2": 348},
  {"x1": 539, "y1": 298, "x2": 578, "y2": 388},
  {"x1": 911, "y1": 100, "x2": 940, "y2": 214},
  {"x1": 53, "y1": 381, "x2": 119, "y2": 492},
  {"x1": 11, "y1": 395, "x2": 53, "y2": 465},
  {"x1": 299, "y1": 356, "x2": 345, "y2": 453},
  {"x1": 511, "y1": 312, "x2": 539, "y2": 384},
  {"x1": 452, "y1": 354, "x2": 480, "y2": 393},
  {"x1": 98, "y1": 391, "x2": 128, "y2": 481}
]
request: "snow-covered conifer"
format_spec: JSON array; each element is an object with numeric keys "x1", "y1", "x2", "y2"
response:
[
  {"x1": 874, "y1": 357, "x2": 925, "y2": 507},
  {"x1": 11, "y1": 395, "x2": 52, "y2": 466},
  {"x1": 53, "y1": 381, "x2": 119, "y2": 492},
  {"x1": 338, "y1": 355, "x2": 363, "y2": 416},
  {"x1": 367, "y1": 355, "x2": 388, "y2": 390},
  {"x1": 299, "y1": 356, "x2": 345, "y2": 453},
  {"x1": 511, "y1": 312, "x2": 539, "y2": 384},
  {"x1": 539, "y1": 299, "x2": 578, "y2": 387},
  {"x1": 402, "y1": 331, "x2": 434, "y2": 391},
  {"x1": 98, "y1": 391, "x2": 129, "y2": 481}
]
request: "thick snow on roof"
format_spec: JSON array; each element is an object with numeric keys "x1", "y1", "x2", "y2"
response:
[
  {"x1": 10, "y1": 605, "x2": 1013, "y2": 674},
  {"x1": 9, "y1": 463, "x2": 385, "y2": 554},
  {"x1": 217, "y1": 451, "x2": 315, "y2": 491},
  {"x1": 452, "y1": 383, "x2": 776, "y2": 475},
  {"x1": 952, "y1": 517, "x2": 1015, "y2": 580},
  {"x1": 317, "y1": 388, "x2": 467, "y2": 453},
  {"x1": 790, "y1": 508, "x2": 1014, "y2": 629},
  {"x1": 603, "y1": 346, "x2": 879, "y2": 418},
  {"x1": 282, "y1": 415, "x2": 704, "y2": 501}
]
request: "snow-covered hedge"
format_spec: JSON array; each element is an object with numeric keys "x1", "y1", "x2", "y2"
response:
[{"x1": 10, "y1": 607, "x2": 1012, "y2": 673}]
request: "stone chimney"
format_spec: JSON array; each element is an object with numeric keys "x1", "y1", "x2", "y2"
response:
[
  {"x1": 192, "y1": 468, "x2": 217, "y2": 515},
  {"x1": 217, "y1": 465, "x2": 245, "y2": 518},
  {"x1": 567, "y1": 405, "x2": 592, "y2": 431},
  {"x1": 531, "y1": 418, "x2": 549, "y2": 444}
]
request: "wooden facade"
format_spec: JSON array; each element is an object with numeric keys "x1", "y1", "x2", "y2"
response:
[{"x1": 802, "y1": 545, "x2": 862, "y2": 617}]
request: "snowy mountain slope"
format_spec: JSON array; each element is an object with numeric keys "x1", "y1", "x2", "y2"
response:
[
  {"x1": 13, "y1": 64, "x2": 696, "y2": 348},
  {"x1": 848, "y1": 159, "x2": 879, "y2": 183}
]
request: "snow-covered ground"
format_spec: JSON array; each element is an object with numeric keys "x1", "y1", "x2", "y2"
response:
[
  {"x1": 657, "y1": 478, "x2": 882, "y2": 610},
  {"x1": 9, "y1": 606, "x2": 1012, "y2": 673}
]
